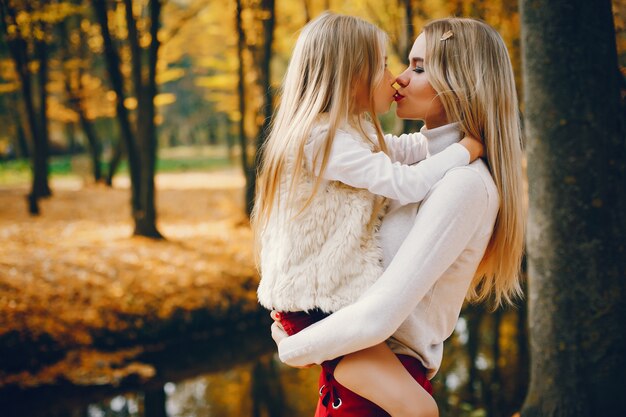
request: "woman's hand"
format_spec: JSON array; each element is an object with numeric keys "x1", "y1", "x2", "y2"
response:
[
  {"x1": 270, "y1": 311, "x2": 314, "y2": 369},
  {"x1": 459, "y1": 136, "x2": 484, "y2": 162}
]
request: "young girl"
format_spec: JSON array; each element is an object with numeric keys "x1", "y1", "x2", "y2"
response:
[
  {"x1": 253, "y1": 13, "x2": 482, "y2": 417},
  {"x1": 270, "y1": 17, "x2": 525, "y2": 417}
]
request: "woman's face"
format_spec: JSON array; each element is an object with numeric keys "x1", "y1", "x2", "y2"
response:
[{"x1": 394, "y1": 33, "x2": 447, "y2": 128}]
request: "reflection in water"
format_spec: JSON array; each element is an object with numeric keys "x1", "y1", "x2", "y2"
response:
[
  {"x1": 165, "y1": 355, "x2": 319, "y2": 417},
  {"x1": 145, "y1": 386, "x2": 167, "y2": 417},
  {"x1": 78, "y1": 355, "x2": 318, "y2": 417},
  {"x1": 251, "y1": 355, "x2": 285, "y2": 417}
]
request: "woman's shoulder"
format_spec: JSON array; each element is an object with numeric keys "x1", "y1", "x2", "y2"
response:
[
  {"x1": 448, "y1": 159, "x2": 496, "y2": 190},
  {"x1": 440, "y1": 160, "x2": 499, "y2": 212}
]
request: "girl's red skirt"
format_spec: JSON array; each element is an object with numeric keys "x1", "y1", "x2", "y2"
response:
[{"x1": 278, "y1": 310, "x2": 433, "y2": 417}]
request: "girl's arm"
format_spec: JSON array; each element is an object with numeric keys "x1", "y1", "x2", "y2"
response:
[
  {"x1": 305, "y1": 131, "x2": 481, "y2": 205},
  {"x1": 383, "y1": 132, "x2": 428, "y2": 164},
  {"x1": 274, "y1": 168, "x2": 493, "y2": 366}
]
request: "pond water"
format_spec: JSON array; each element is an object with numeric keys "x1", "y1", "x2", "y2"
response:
[
  {"x1": 2, "y1": 327, "x2": 322, "y2": 417},
  {"x1": 63, "y1": 355, "x2": 321, "y2": 417}
]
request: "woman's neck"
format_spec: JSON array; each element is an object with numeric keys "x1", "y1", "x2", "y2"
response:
[{"x1": 424, "y1": 113, "x2": 449, "y2": 129}]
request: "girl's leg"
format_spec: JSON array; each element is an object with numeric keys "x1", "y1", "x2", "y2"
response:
[{"x1": 333, "y1": 343, "x2": 438, "y2": 417}]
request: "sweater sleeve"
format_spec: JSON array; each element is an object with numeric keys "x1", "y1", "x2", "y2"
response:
[
  {"x1": 304, "y1": 131, "x2": 469, "y2": 205},
  {"x1": 383, "y1": 132, "x2": 428, "y2": 164},
  {"x1": 276, "y1": 168, "x2": 492, "y2": 366}
]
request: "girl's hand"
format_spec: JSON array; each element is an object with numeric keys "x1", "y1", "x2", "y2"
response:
[
  {"x1": 270, "y1": 310, "x2": 282, "y2": 323},
  {"x1": 459, "y1": 136, "x2": 484, "y2": 162},
  {"x1": 271, "y1": 320, "x2": 288, "y2": 344},
  {"x1": 270, "y1": 311, "x2": 314, "y2": 369}
]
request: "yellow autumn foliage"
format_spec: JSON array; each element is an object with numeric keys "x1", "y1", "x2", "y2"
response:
[{"x1": 0, "y1": 171, "x2": 258, "y2": 388}]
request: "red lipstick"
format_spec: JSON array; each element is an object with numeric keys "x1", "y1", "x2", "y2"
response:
[{"x1": 394, "y1": 92, "x2": 405, "y2": 102}]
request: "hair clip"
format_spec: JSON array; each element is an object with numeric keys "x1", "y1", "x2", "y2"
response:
[{"x1": 440, "y1": 30, "x2": 454, "y2": 41}]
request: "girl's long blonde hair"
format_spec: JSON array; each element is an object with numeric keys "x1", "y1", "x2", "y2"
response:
[
  {"x1": 252, "y1": 12, "x2": 389, "y2": 237},
  {"x1": 423, "y1": 18, "x2": 525, "y2": 307}
]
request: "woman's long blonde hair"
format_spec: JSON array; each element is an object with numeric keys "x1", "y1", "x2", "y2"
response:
[
  {"x1": 423, "y1": 18, "x2": 525, "y2": 307},
  {"x1": 252, "y1": 12, "x2": 389, "y2": 237}
]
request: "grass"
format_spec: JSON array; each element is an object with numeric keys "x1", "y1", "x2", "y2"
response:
[{"x1": 0, "y1": 145, "x2": 236, "y2": 187}]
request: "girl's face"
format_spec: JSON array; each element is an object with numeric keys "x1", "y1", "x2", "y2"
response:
[
  {"x1": 354, "y1": 56, "x2": 396, "y2": 115},
  {"x1": 394, "y1": 33, "x2": 447, "y2": 128}
]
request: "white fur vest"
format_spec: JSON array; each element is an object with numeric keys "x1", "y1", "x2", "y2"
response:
[{"x1": 257, "y1": 122, "x2": 385, "y2": 313}]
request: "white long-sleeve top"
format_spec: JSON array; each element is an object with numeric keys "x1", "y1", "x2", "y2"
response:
[
  {"x1": 303, "y1": 123, "x2": 470, "y2": 205},
  {"x1": 276, "y1": 123, "x2": 500, "y2": 379}
]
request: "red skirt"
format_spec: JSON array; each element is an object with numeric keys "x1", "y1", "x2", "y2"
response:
[{"x1": 278, "y1": 310, "x2": 433, "y2": 417}]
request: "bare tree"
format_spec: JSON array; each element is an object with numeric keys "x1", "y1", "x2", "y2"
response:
[
  {"x1": 92, "y1": 0, "x2": 163, "y2": 238},
  {"x1": 0, "y1": 0, "x2": 53, "y2": 214}
]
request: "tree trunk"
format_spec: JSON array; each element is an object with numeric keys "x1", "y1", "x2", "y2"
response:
[
  {"x1": 60, "y1": 17, "x2": 103, "y2": 183},
  {"x1": 520, "y1": 0, "x2": 626, "y2": 416},
  {"x1": 488, "y1": 309, "x2": 502, "y2": 417},
  {"x1": 514, "y1": 269, "x2": 530, "y2": 413},
  {"x1": 451, "y1": 0, "x2": 464, "y2": 16},
  {"x1": 402, "y1": 0, "x2": 414, "y2": 66},
  {"x1": 302, "y1": 0, "x2": 311, "y2": 22},
  {"x1": 0, "y1": 2, "x2": 51, "y2": 214},
  {"x1": 464, "y1": 305, "x2": 482, "y2": 406},
  {"x1": 106, "y1": 139, "x2": 124, "y2": 186},
  {"x1": 66, "y1": 122, "x2": 77, "y2": 153},
  {"x1": 93, "y1": 0, "x2": 162, "y2": 238},
  {"x1": 133, "y1": 0, "x2": 162, "y2": 239},
  {"x1": 247, "y1": 0, "x2": 276, "y2": 217},
  {"x1": 9, "y1": 93, "x2": 30, "y2": 158},
  {"x1": 93, "y1": 0, "x2": 141, "y2": 199},
  {"x1": 77, "y1": 23, "x2": 102, "y2": 182},
  {"x1": 16, "y1": 118, "x2": 30, "y2": 158},
  {"x1": 401, "y1": 0, "x2": 422, "y2": 134},
  {"x1": 207, "y1": 122, "x2": 217, "y2": 145},
  {"x1": 226, "y1": 118, "x2": 235, "y2": 162},
  {"x1": 235, "y1": 0, "x2": 251, "y2": 209},
  {"x1": 78, "y1": 111, "x2": 102, "y2": 182},
  {"x1": 34, "y1": 38, "x2": 52, "y2": 198},
  {"x1": 20, "y1": 61, "x2": 43, "y2": 214}
]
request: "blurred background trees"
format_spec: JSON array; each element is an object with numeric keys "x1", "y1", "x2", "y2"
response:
[{"x1": 1, "y1": 0, "x2": 624, "y2": 224}]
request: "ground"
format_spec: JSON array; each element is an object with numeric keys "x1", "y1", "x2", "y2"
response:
[{"x1": 0, "y1": 169, "x2": 263, "y2": 389}]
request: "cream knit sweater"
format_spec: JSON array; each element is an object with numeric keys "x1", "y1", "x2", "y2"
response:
[{"x1": 274, "y1": 123, "x2": 500, "y2": 379}]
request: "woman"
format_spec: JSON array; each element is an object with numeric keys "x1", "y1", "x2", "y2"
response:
[
  {"x1": 270, "y1": 17, "x2": 525, "y2": 416},
  {"x1": 254, "y1": 13, "x2": 483, "y2": 417}
]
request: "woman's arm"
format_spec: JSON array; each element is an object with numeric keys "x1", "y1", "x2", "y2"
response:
[
  {"x1": 275, "y1": 168, "x2": 492, "y2": 366},
  {"x1": 305, "y1": 131, "x2": 476, "y2": 205}
]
